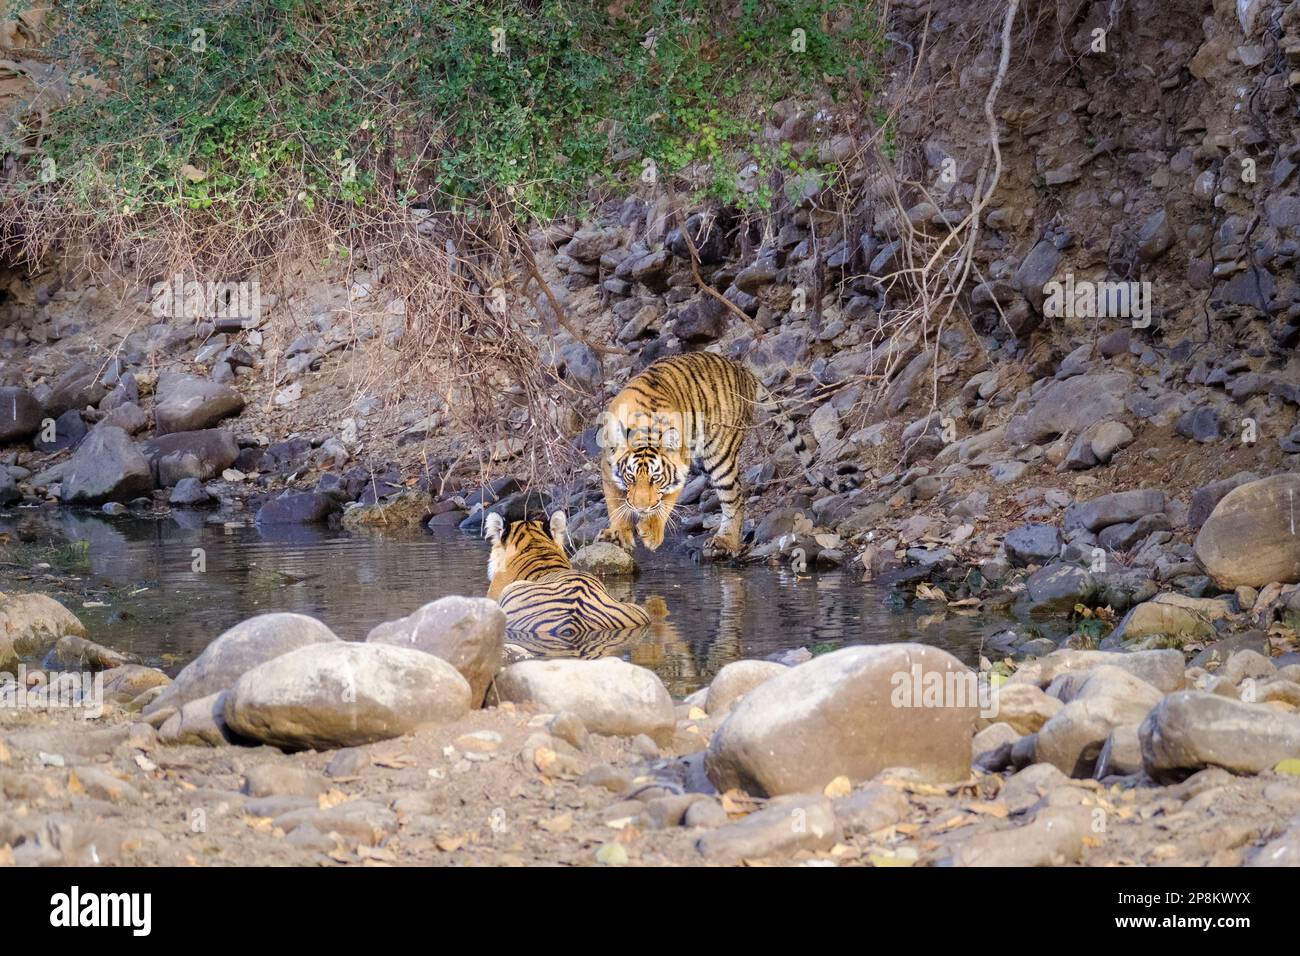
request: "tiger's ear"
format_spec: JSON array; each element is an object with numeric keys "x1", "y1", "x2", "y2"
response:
[
  {"x1": 484, "y1": 512, "x2": 504, "y2": 545},
  {"x1": 548, "y1": 510, "x2": 568, "y2": 549},
  {"x1": 662, "y1": 426, "x2": 682, "y2": 451}
]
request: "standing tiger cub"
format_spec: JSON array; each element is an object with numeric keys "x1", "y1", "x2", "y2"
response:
[{"x1": 597, "y1": 351, "x2": 856, "y2": 557}]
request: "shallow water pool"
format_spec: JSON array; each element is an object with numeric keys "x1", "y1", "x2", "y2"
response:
[{"x1": 2, "y1": 508, "x2": 1013, "y2": 695}]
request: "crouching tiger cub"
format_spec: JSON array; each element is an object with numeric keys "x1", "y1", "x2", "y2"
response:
[
  {"x1": 597, "y1": 351, "x2": 858, "y2": 556},
  {"x1": 484, "y1": 511, "x2": 668, "y2": 637}
]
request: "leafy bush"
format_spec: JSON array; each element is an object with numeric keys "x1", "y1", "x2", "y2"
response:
[{"x1": 9, "y1": 0, "x2": 884, "y2": 229}]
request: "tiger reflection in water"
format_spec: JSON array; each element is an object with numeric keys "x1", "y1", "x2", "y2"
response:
[{"x1": 482, "y1": 509, "x2": 710, "y2": 683}]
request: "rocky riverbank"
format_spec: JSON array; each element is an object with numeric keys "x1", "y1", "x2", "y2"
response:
[
  {"x1": 2, "y1": 594, "x2": 1300, "y2": 866},
  {"x1": 2, "y1": 0, "x2": 1300, "y2": 866}
]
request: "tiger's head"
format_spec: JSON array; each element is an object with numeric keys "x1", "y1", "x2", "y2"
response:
[
  {"x1": 609, "y1": 445, "x2": 687, "y2": 518},
  {"x1": 483, "y1": 510, "x2": 572, "y2": 600}
]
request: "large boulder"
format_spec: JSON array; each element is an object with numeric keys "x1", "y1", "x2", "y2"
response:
[
  {"x1": 0, "y1": 387, "x2": 44, "y2": 443},
  {"x1": 1188, "y1": 471, "x2": 1258, "y2": 529},
  {"x1": 145, "y1": 612, "x2": 339, "y2": 714},
  {"x1": 224, "y1": 642, "x2": 471, "y2": 750},
  {"x1": 493, "y1": 658, "x2": 675, "y2": 742},
  {"x1": 1063, "y1": 489, "x2": 1166, "y2": 534},
  {"x1": 1140, "y1": 691, "x2": 1300, "y2": 780},
  {"x1": 1194, "y1": 474, "x2": 1300, "y2": 589},
  {"x1": 256, "y1": 492, "x2": 339, "y2": 526},
  {"x1": 44, "y1": 362, "x2": 108, "y2": 416},
  {"x1": 61, "y1": 426, "x2": 153, "y2": 505},
  {"x1": 1003, "y1": 523, "x2": 1061, "y2": 567},
  {"x1": 366, "y1": 596, "x2": 506, "y2": 706},
  {"x1": 705, "y1": 644, "x2": 977, "y2": 797},
  {"x1": 153, "y1": 372, "x2": 244, "y2": 435},
  {"x1": 0, "y1": 593, "x2": 86, "y2": 669},
  {"x1": 1109, "y1": 594, "x2": 1220, "y2": 643},
  {"x1": 1006, "y1": 373, "x2": 1131, "y2": 445},
  {"x1": 32, "y1": 409, "x2": 87, "y2": 453},
  {"x1": 141, "y1": 429, "x2": 240, "y2": 486}
]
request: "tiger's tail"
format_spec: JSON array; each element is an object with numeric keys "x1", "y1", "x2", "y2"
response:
[{"x1": 755, "y1": 381, "x2": 863, "y2": 494}]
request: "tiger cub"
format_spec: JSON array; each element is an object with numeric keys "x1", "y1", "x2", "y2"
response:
[
  {"x1": 484, "y1": 511, "x2": 667, "y2": 637},
  {"x1": 596, "y1": 351, "x2": 856, "y2": 556}
]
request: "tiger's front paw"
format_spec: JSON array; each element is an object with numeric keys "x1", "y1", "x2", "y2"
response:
[
  {"x1": 598, "y1": 525, "x2": 635, "y2": 551},
  {"x1": 636, "y1": 517, "x2": 666, "y2": 551}
]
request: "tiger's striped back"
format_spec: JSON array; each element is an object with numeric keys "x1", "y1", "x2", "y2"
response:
[
  {"x1": 484, "y1": 510, "x2": 664, "y2": 637},
  {"x1": 499, "y1": 571, "x2": 653, "y2": 637},
  {"x1": 616, "y1": 351, "x2": 758, "y2": 453}
]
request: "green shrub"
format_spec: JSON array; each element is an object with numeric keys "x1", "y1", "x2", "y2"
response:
[{"x1": 9, "y1": 0, "x2": 884, "y2": 228}]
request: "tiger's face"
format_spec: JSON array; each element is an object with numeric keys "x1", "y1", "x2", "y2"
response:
[
  {"x1": 483, "y1": 511, "x2": 571, "y2": 600},
  {"x1": 610, "y1": 447, "x2": 686, "y2": 517}
]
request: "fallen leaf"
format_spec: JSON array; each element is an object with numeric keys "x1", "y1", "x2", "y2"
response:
[
  {"x1": 823, "y1": 775, "x2": 852, "y2": 799},
  {"x1": 595, "y1": 842, "x2": 628, "y2": 865},
  {"x1": 318, "y1": 789, "x2": 349, "y2": 809},
  {"x1": 720, "y1": 789, "x2": 762, "y2": 817},
  {"x1": 533, "y1": 747, "x2": 557, "y2": 773},
  {"x1": 538, "y1": 813, "x2": 574, "y2": 833},
  {"x1": 869, "y1": 847, "x2": 918, "y2": 867}
]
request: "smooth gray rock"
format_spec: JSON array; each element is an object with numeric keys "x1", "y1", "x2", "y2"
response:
[
  {"x1": 142, "y1": 428, "x2": 239, "y2": 485},
  {"x1": 705, "y1": 660, "x2": 789, "y2": 716},
  {"x1": 696, "y1": 796, "x2": 839, "y2": 862},
  {"x1": 494, "y1": 658, "x2": 675, "y2": 742},
  {"x1": 366, "y1": 596, "x2": 506, "y2": 706},
  {"x1": 1141, "y1": 691, "x2": 1300, "y2": 780},
  {"x1": 1004, "y1": 523, "x2": 1061, "y2": 567},
  {"x1": 153, "y1": 372, "x2": 244, "y2": 435},
  {"x1": 0, "y1": 386, "x2": 43, "y2": 442},
  {"x1": 1194, "y1": 474, "x2": 1300, "y2": 589},
  {"x1": 1063, "y1": 489, "x2": 1166, "y2": 534},
  {"x1": 145, "y1": 612, "x2": 340, "y2": 714},
  {"x1": 62, "y1": 426, "x2": 153, "y2": 505},
  {"x1": 256, "y1": 492, "x2": 339, "y2": 525},
  {"x1": 705, "y1": 644, "x2": 977, "y2": 797},
  {"x1": 224, "y1": 642, "x2": 471, "y2": 750},
  {"x1": 1006, "y1": 373, "x2": 1132, "y2": 445}
]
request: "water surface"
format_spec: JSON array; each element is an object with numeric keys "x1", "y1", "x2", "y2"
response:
[{"x1": 2, "y1": 509, "x2": 1012, "y2": 695}]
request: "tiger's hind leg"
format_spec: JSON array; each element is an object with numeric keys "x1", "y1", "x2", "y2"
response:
[
  {"x1": 598, "y1": 477, "x2": 635, "y2": 551},
  {"x1": 709, "y1": 496, "x2": 745, "y2": 556},
  {"x1": 705, "y1": 449, "x2": 746, "y2": 558}
]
